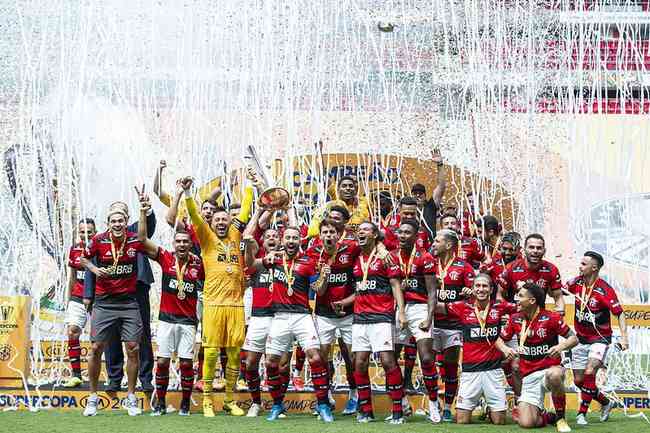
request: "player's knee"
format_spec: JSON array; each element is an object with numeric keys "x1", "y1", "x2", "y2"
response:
[
  {"x1": 125, "y1": 342, "x2": 139, "y2": 357},
  {"x1": 67, "y1": 326, "x2": 81, "y2": 339},
  {"x1": 419, "y1": 351, "x2": 433, "y2": 365},
  {"x1": 90, "y1": 342, "x2": 105, "y2": 355},
  {"x1": 547, "y1": 369, "x2": 564, "y2": 386},
  {"x1": 179, "y1": 359, "x2": 192, "y2": 370},
  {"x1": 157, "y1": 357, "x2": 170, "y2": 368},
  {"x1": 306, "y1": 349, "x2": 322, "y2": 365}
]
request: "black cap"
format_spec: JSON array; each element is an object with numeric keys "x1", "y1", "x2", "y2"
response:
[
  {"x1": 411, "y1": 183, "x2": 426, "y2": 193},
  {"x1": 584, "y1": 251, "x2": 604, "y2": 268}
]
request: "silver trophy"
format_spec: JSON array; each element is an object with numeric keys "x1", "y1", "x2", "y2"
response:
[{"x1": 244, "y1": 145, "x2": 291, "y2": 210}]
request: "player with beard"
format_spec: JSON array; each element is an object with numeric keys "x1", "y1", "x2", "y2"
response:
[
  {"x1": 81, "y1": 194, "x2": 149, "y2": 416},
  {"x1": 392, "y1": 219, "x2": 441, "y2": 423},
  {"x1": 565, "y1": 252, "x2": 628, "y2": 425},
  {"x1": 352, "y1": 222, "x2": 407, "y2": 425},
  {"x1": 496, "y1": 283, "x2": 578, "y2": 433},
  {"x1": 308, "y1": 175, "x2": 371, "y2": 237},
  {"x1": 62, "y1": 218, "x2": 96, "y2": 388},
  {"x1": 436, "y1": 273, "x2": 517, "y2": 424},
  {"x1": 383, "y1": 197, "x2": 432, "y2": 251},
  {"x1": 480, "y1": 231, "x2": 521, "y2": 291},
  {"x1": 479, "y1": 231, "x2": 522, "y2": 398},
  {"x1": 475, "y1": 215, "x2": 502, "y2": 261},
  {"x1": 182, "y1": 177, "x2": 253, "y2": 417},
  {"x1": 308, "y1": 218, "x2": 361, "y2": 415},
  {"x1": 439, "y1": 213, "x2": 484, "y2": 269},
  {"x1": 431, "y1": 229, "x2": 475, "y2": 422},
  {"x1": 136, "y1": 195, "x2": 204, "y2": 416},
  {"x1": 245, "y1": 226, "x2": 334, "y2": 422}
]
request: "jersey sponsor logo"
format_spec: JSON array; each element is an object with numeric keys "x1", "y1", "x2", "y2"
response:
[
  {"x1": 217, "y1": 253, "x2": 239, "y2": 264},
  {"x1": 106, "y1": 264, "x2": 134, "y2": 276},
  {"x1": 518, "y1": 344, "x2": 549, "y2": 357},
  {"x1": 575, "y1": 309, "x2": 596, "y2": 324},
  {"x1": 356, "y1": 280, "x2": 377, "y2": 291},
  {"x1": 169, "y1": 278, "x2": 196, "y2": 293},
  {"x1": 404, "y1": 278, "x2": 420, "y2": 289},
  {"x1": 258, "y1": 272, "x2": 272, "y2": 283},
  {"x1": 438, "y1": 288, "x2": 458, "y2": 301},
  {"x1": 328, "y1": 273, "x2": 348, "y2": 283},
  {"x1": 470, "y1": 326, "x2": 498, "y2": 338}
]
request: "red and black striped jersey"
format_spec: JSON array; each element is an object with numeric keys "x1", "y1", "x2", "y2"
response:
[
  {"x1": 266, "y1": 252, "x2": 317, "y2": 314},
  {"x1": 565, "y1": 276, "x2": 623, "y2": 344},
  {"x1": 501, "y1": 309, "x2": 571, "y2": 377},
  {"x1": 446, "y1": 300, "x2": 517, "y2": 372},
  {"x1": 155, "y1": 248, "x2": 204, "y2": 325},
  {"x1": 306, "y1": 239, "x2": 360, "y2": 318},
  {"x1": 352, "y1": 251, "x2": 402, "y2": 324},
  {"x1": 392, "y1": 247, "x2": 435, "y2": 304},
  {"x1": 249, "y1": 267, "x2": 274, "y2": 317},
  {"x1": 458, "y1": 236, "x2": 484, "y2": 269},
  {"x1": 84, "y1": 231, "x2": 143, "y2": 301},
  {"x1": 433, "y1": 256, "x2": 475, "y2": 329},
  {"x1": 68, "y1": 243, "x2": 86, "y2": 302},
  {"x1": 497, "y1": 257, "x2": 562, "y2": 302}
]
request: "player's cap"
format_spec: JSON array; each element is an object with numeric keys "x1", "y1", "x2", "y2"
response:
[{"x1": 584, "y1": 251, "x2": 604, "y2": 268}]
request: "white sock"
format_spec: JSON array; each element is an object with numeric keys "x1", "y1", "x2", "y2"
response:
[
  {"x1": 348, "y1": 388, "x2": 358, "y2": 400},
  {"x1": 127, "y1": 392, "x2": 137, "y2": 402},
  {"x1": 88, "y1": 393, "x2": 98, "y2": 401}
]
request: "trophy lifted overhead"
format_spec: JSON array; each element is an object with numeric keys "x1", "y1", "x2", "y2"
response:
[{"x1": 243, "y1": 145, "x2": 291, "y2": 210}]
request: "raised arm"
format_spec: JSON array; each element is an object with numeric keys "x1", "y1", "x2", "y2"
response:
[
  {"x1": 431, "y1": 152, "x2": 446, "y2": 206},
  {"x1": 137, "y1": 188, "x2": 160, "y2": 259},
  {"x1": 617, "y1": 313, "x2": 629, "y2": 350},
  {"x1": 243, "y1": 207, "x2": 263, "y2": 268},
  {"x1": 153, "y1": 160, "x2": 172, "y2": 206},
  {"x1": 236, "y1": 185, "x2": 255, "y2": 225},
  {"x1": 166, "y1": 181, "x2": 184, "y2": 228},
  {"x1": 182, "y1": 177, "x2": 210, "y2": 244}
]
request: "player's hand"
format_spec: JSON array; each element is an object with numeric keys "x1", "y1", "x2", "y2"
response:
[
  {"x1": 547, "y1": 344, "x2": 562, "y2": 358},
  {"x1": 263, "y1": 251, "x2": 279, "y2": 266},
  {"x1": 83, "y1": 298, "x2": 93, "y2": 313},
  {"x1": 92, "y1": 267, "x2": 110, "y2": 279},
  {"x1": 461, "y1": 286, "x2": 474, "y2": 298},
  {"x1": 619, "y1": 336, "x2": 629, "y2": 351},
  {"x1": 175, "y1": 178, "x2": 185, "y2": 195},
  {"x1": 320, "y1": 264, "x2": 331, "y2": 278},
  {"x1": 418, "y1": 319, "x2": 432, "y2": 332},
  {"x1": 376, "y1": 243, "x2": 394, "y2": 265},
  {"x1": 180, "y1": 176, "x2": 193, "y2": 191},
  {"x1": 503, "y1": 347, "x2": 517, "y2": 361},
  {"x1": 332, "y1": 301, "x2": 345, "y2": 316},
  {"x1": 398, "y1": 310, "x2": 407, "y2": 330}
]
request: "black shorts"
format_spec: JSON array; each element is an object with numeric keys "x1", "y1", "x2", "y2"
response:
[{"x1": 90, "y1": 300, "x2": 142, "y2": 343}]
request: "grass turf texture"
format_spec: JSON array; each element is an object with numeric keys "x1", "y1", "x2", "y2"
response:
[{"x1": 3, "y1": 410, "x2": 647, "y2": 433}]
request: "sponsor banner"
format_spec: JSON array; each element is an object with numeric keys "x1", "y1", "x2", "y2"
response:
[
  {"x1": 0, "y1": 388, "x2": 648, "y2": 413},
  {"x1": 547, "y1": 303, "x2": 650, "y2": 327},
  {"x1": 0, "y1": 296, "x2": 31, "y2": 385}
]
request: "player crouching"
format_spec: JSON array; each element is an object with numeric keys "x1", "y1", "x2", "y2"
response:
[{"x1": 496, "y1": 283, "x2": 578, "y2": 432}]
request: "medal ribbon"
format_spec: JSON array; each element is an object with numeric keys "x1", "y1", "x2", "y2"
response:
[
  {"x1": 359, "y1": 248, "x2": 377, "y2": 288},
  {"x1": 437, "y1": 256, "x2": 454, "y2": 292},
  {"x1": 519, "y1": 307, "x2": 540, "y2": 350},
  {"x1": 110, "y1": 234, "x2": 126, "y2": 269},
  {"x1": 579, "y1": 279, "x2": 596, "y2": 316},
  {"x1": 283, "y1": 252, "x2": 296, "y2": 296},
  {"x1": 176, "y1": 256, "x2": 189, "y2": 300}
]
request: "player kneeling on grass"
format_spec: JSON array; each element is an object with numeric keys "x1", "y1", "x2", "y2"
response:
[
  {"x1": 495, "y1": 283, "x2": 578, "y2": 433},
  {"x1": 435, "y1": 273, "x2": 517, "y2": 424},
  {"x1": 137, "y1": 191, "x2": 205, "y2": 416}
]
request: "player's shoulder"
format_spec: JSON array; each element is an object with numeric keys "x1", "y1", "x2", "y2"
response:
[
  {"x1": 565, "y1": 275, "x2": 582, "y2": 289},
  {"x1": 540, "y1": 259, "x2": 559, "y2": 272},
  {"x1": 125, "y1": 231, "x2": 140, "y2": 242},
  {"x1": 539, "y1": 309, "x2": 562, "y2": 322},
  {"x1": 594, "y1": 277, "x2": 614, "y2": 296}
]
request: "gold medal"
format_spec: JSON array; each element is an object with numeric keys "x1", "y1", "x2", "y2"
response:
[
  {"x1": 225, "y1": 265, "x2": 233, "y2": 274},
  {"x1": 109, "y1": 233, "x2": 126, "y2": 270},
  {"x1": 398, "y1": 246, "x2": 417, "y2": 290},
  {"x1": 437, "y1": 256, "x2": 454, "y2": 293},
  {"x1": 175, "y1": 255, "x2": 189, "y2": 300}
]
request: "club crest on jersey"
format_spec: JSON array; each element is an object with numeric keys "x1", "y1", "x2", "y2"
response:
[
  {"x1": 127, "y1": 248, "x2": 136, "y2": 257},
  {"x1": 448, "y1": 271, "x2": 460, "y2": 281},
  {"x1": 489, "y1": 310, "x2": 499, "y2": 320},
  {"x1": 189, "y1": 268, "x2": 198, "y2": 279},
  {"x1": 589, "y1": 298, "x2": 598, "y2": 308},
  {"x1": 339, "y1": 254, "x2": 350, "y2": 264},
  {"x1": 536, "y1": 328, "x2": 546, "y2": 338}
]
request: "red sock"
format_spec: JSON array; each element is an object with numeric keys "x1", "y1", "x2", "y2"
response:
[
  {"x1": 541, "y1": 410, "x2": 557, "y2": 427},
  {"x1": 354, "y1": 370, "x2": 373, "y2": 415},
  {"x1": 552, "y1": 393, "x2": 566, "y2": 420},
  {"x1": 295, "y1": 345, "x2": 306, "y2": 373},
  {"x1": 386, "y1": 366, "x2": 404, "y2": 417},
  {"x1": 155, "y1": 363, "x2": 170, "y2": 401},
  {"x1": 179, "y1": 361, "x2": 194, "y2": 401},
  {"x1": 309, "y1": 360, "x2": 330, "y2": 405},
  {"x1": 595, "y1": 391, "x2": 610, "y2": 406},
  {"x1": 196, "y1": 347, "x2": 204, "y2": 380},
  {"x1": 443, "y1": 362, "x2": 458, "y2": 406},
  {"x1": 403, "y1": 342, "x2": 417, "y2": 383},
  {"x1": 68, "y1": 337, "x2": 81, "y2": 377},
  {"x1": 421, "y1": 360, "x2": 438, "y2": 401},
  {"x1": 245, "y1": 368, "x2": 261, "y2": 404},
  {"x1": 280, "y1": 368, "x2": 290, "y2": 397},
  {"x1": 436, "y1": 353, "x2": 445, "y2": 378},
  {"x1": 239, "y1": 350, "x2": 247, "y2": 378},
  {"x1": 266, "y1": 364, "x2": 283, "y2": 405}
]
